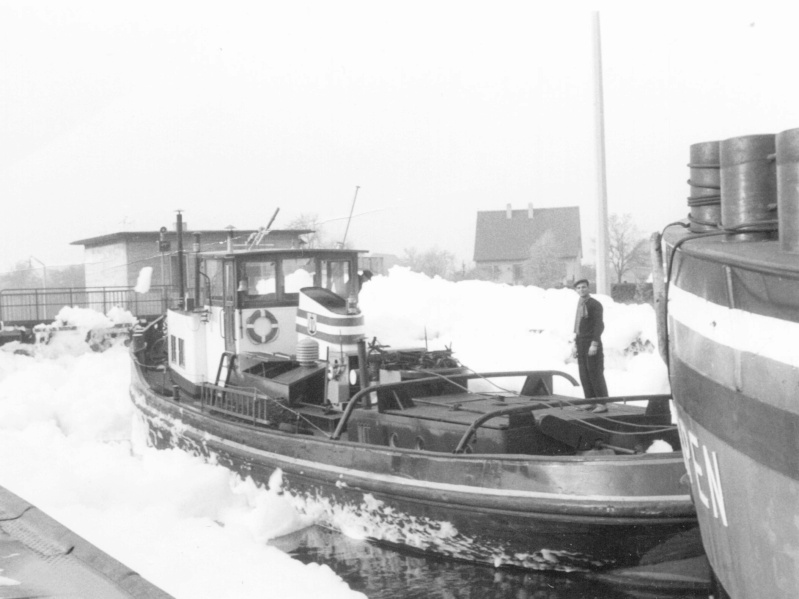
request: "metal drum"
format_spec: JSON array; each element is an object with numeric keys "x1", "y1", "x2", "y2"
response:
[
  {"x1": 687, "y1": 140, "x2": 721, "y2": 232},
  {"x1": 720, "y1": 134, "x2": 777, "y2": 241},
  {"x1": 776, "y1": 128, "x2": 799, "y2": 253}
]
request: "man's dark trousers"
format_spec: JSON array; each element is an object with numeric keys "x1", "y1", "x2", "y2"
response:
[{"x1": 576, "y1": 338, "x2": 608, "y2": 398}]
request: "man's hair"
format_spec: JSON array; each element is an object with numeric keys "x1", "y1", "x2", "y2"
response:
[{"x1": 573, "y1": 279, "x2": 590, "y2": 288}]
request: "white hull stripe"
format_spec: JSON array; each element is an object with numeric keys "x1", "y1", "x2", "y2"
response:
[
  {"x1": 296, "y1": 308, "x2": 364, "y2": 327},
  {"x1": 669, "y1": 284, "x2": 799, "y2": 367}
]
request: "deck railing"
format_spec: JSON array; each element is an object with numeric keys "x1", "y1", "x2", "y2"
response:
[
  {"x1": 0, "y1": 286, "x2": 183, "y2": 325},
  {"x1": 200, "y1": 383, "x2": 279, "y2": 426}
]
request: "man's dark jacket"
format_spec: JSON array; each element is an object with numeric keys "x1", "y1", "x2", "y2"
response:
[{"x1": 575, "y1": 296, "x2": 604, "y2": 343}]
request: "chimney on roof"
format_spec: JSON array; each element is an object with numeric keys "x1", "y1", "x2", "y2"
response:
[
  {"x1": 506, "y1": 204, "x2": 512, "y2": 219},
  {"x1": 528, "y1": 203, "x2": 534, "y2": 219}
]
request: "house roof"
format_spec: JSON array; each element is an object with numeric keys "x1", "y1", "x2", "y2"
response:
[
  {"x1": 71, "y1": 229, "x2": 312, "y2": 248},
  {"x1": 473, "y1": 207, "x2": 582, "y2": 262}
]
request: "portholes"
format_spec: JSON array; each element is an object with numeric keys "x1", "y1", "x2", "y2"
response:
[
  {"x1": 389, "y1": 433, "x2": 399, "y2": 448},
  {"x1": 415, "y1": 437, "x2": 425, "y2": 451}
]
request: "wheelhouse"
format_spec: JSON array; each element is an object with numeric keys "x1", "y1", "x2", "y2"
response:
[{"x1": 166, "y1": 248, "x2": 363, "y2": 396}]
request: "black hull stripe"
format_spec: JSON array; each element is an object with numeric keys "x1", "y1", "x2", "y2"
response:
[{"x1": 671, "y1": 355, "x2": 799, "y2": 481}]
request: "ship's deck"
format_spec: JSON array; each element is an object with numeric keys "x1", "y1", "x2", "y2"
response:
[{"x1": 664, "y1": 224, "x2": 799, "y2": 277}]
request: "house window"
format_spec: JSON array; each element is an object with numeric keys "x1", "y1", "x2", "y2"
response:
[{"x1": 513, "y1": 264, "x2": 523, "y2": 283}]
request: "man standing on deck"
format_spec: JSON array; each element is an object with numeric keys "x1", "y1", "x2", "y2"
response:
[{"x1": 573, "y1": 279, "x2": 609, "y2": 412}]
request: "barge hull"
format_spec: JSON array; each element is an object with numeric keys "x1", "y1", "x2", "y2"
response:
[{"x1": 668, "y1": 237, "x2": 799, "y2": 597}]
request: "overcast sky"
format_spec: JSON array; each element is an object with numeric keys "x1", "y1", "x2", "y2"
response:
[{"x1": 2, "y1": 0, "x2": 797, "y2": 274}]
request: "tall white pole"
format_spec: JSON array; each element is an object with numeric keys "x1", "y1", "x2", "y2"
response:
[{"x1": 592, "y1": 11, "x2": 610, "y2": 295}]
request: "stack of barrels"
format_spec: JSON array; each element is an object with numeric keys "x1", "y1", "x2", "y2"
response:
[{"x1": 688, "y1": 128, "x2": 799, "y2": 251}]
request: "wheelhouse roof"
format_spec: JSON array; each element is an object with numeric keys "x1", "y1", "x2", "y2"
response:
[
  {"x1": 71, "y1": 229, "x2": 314, "y2": 247},
  {"x1": 200, "y1": 247, "x2": 366, "y2": 260}
]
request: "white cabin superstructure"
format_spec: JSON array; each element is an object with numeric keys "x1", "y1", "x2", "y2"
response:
[{"x1": 165, "y1": 246, "x2": 365, "y2": 408}]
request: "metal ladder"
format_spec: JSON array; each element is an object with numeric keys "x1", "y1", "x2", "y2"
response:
[{"x1": 212, "y1": 352, "x2": 236, "y2": 405}]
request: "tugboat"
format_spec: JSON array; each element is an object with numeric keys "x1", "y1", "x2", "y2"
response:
[
  {"x1": 130, "y1": 213, "x2": 704, "y2": 581},
  {"x1": 655, "y1": 129, "x2": 799, "y2": 598}
]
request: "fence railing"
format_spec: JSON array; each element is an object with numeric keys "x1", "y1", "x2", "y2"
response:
[{"x1": 0, "y1": 286, "x2": 183, "y2": 325}]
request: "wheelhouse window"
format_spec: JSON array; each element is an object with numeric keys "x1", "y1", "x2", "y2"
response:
[
  {"x1": 322, "y1": 260, "x2": 353, "y2": 297},
  {"x1": 283, "y1": 258, "x2": 316, "y2": 299},
  {"x1": 231, "y1": 253, "x2": 358, "y2": 308},
  {"x1": 242, "y1": 261, "x2": 277, "y2": 300}
]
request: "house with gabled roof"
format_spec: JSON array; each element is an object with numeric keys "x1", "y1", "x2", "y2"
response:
[{"x1": 473, "y1": 204, "x2": 582, "y2": 287}]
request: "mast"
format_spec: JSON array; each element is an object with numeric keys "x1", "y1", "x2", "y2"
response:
[
  {"x1": 176, "y1": 210, "x2": 185, "y2": 308},
  {"x1": 592, "y1": 11, "x2": 610, "y2": 295},
  {"x1": 341, "y1": 186, "x2": 360, "y2": 247}
]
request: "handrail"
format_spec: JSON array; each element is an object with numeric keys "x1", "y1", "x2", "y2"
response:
[
  {"x1": 330, "y1": 369, "x2": 579, "y2": 440},
  {"x1": 0, "y1": 285, "x2": 177, "y2": 324},
  {"x1": 0, "y1": 285, "x2": 176, "y2": 295},
  {"x1": 452, "y1": 393, "x2": 672, "y2": 454}
]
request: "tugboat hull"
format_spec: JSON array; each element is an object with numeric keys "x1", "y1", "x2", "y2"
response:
[{"x1": 131, "y1": 363, "x2": 701, "y2": 574}]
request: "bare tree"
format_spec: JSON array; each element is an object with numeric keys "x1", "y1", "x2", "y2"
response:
[
  {"x1": 402, "y1": 247, "x2": 455, "y2": 279},
  {"x1": 525, "y1": 230, "x2": 565, "y2": 288},
  {"x1": 0, "y1": 260, "x2": 43, "y2": 289},
  {"x1": 285, "y1": 213, "x2": 328, "y2": 248},
  {"x1": 609, "y1": 213, "x2": 649, "y2": 283},
  {"x1": 49, "y1": 265, "x2": 86, "y2": 288}
]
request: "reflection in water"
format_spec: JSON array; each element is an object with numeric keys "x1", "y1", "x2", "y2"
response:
[{"x1": 270, "y1": 526, "x2": 704, "y2": 599}]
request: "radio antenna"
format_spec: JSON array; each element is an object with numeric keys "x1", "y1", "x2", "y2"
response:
[
  {"x1": 248, "y1": 207, "x2": 281, "y2": 249},
  {"x1": 341, "y1": 186, "x2": 360, "y2": 247}
]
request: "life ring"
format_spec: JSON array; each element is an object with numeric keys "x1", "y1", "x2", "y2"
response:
[{"x1": 245, "y1": 309, "x2": 279, "y2": 344}]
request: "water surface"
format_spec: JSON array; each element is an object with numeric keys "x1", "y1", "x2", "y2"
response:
[{"x1": 271, "y1": 526, "x2": 705, "y2": 599}]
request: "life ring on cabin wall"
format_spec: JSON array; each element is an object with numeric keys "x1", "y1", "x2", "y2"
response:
[{"x1": 245, "y1": 309, "x2": 279, "y2": 344}]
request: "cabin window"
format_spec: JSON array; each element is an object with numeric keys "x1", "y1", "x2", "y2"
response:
[
  {"x1": 322, "y1": 260, "x2": 353, "y2": 297},
  {"x1": 242, "y1": 261, "x2": 277, "y2": 300},
  {"x1": 283, "y1": 258, "x2": 316, "y2": 298},
  {"x1": 178, "y1": 338, "x2": 185, "y2": 368},
  {"x1": 170, "y1": 335, "x2": 176, "y2": 364}
]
